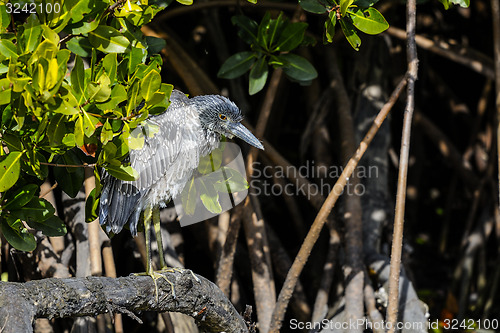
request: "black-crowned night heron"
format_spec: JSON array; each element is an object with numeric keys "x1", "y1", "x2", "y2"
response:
[{"x1": 99, "y1": 90, "x2": 263, "y2": 294}]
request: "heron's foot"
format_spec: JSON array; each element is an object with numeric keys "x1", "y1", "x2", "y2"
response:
[
  {"x1": 134, "y1": 270, "x2": 177, "y2": 302},
  {"x1": 159, "y1": 266, "x2": 201, "y2": 284}
]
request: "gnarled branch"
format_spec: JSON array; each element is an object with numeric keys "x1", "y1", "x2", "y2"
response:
[{"x1": 0, "y1": 269, "x2": 248, "y2": 333}]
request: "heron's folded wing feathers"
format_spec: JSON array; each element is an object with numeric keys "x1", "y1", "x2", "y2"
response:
[{"x1": 99, "y1": 89, "x2": 197, "y2": 235}]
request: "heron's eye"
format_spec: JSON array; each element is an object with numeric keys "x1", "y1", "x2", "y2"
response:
[{"x1": 219, "y1": 114, "x2": 227, "y2": 121}]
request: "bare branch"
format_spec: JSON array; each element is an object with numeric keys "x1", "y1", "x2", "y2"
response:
[
  {"x1": 0, "y1": 270, "x2": 248, "y2": 333},
  {"x1": 386, "y1": 0, "x2": 418, "y2": 331}
]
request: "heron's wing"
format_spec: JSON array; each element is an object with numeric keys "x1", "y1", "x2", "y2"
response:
[
  {"x1": 99, "y1": 166, "x2": 142, "y2": 235},
  {"x1": 131, "y1": 89, "x2": 191, "y2": 192},
  {"x1": 99, "y1": 90, "x2": 197, "y2": 235}
]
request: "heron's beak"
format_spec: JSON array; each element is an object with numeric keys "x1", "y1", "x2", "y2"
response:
[{"x1": 228, "y1": 122, "x2": 264, "y2": 150}]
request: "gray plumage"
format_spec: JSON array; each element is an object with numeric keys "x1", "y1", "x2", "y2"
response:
[{"x1": 99, "y1": 90, "x2": 263, "y2": 236}]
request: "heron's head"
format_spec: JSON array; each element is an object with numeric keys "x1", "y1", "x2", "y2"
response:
[{"x1": 191, "y1": 95, "x2": 264, "y2": 150}]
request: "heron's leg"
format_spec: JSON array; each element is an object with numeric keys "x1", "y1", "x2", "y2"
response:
[
  {"x1": 152, "y1": 205, "x2": 167, "y2": 269},
  {"x1": 152, "y1": 206, "x2": 200, "y2": 285},
  {"x1": 143, "y1": 204, "x2": 154, "y2": 274},
  {"x1": 136, "y1": 204, "x2": 176, "y2": 301}
]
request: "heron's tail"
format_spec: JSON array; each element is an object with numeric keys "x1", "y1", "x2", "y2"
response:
[{"x1": 99, "y1": 172, "x2": 142, "y2": 236}]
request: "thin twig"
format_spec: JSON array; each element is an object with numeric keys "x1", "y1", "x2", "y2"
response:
[
  {"x1": 39, "y1": 182, "x2": 58, "y2": 199},
  {"x1": 268, "y1": 76, "x2": 408, "y2": 333},
  {"x1": 39, "y1": 162, "x2": 95, "y2": 168},
  {"x1": 386, "y1": 1, "x2": 418, "y2": 331}
]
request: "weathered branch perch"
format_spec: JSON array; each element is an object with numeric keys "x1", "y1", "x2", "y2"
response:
[{"x1": 0, "y1": 269, "x2": 248, "y2": 333}]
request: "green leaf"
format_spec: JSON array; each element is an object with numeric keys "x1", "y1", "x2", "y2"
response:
[
  {"x1": 249, "y1": 56, "x2": 268, "y2": 95},
  {"x1": 85, "y1": 188, "x2": 99, "y2": 222},
  {"x1": 141, "y1": 70, "x2": 161, "y2": 102},
  {"x1": 45, "y1": 58, "x2": 60, "y2": 90},
  {"x1": 32, "y1": 62, "x2": 46, "y2": 93},
  {"x1": 273, "y1": 22, "x2": 308, "y2": 52},
  {"x1": 42, "y1": 24, "x2": 60, "y2": 45},
  {"x1": 1, "y1": 133, "x2": 23, "y2": 152},
  {"x1": 298, "y1": 0, "x2": 330, "y2": 13},
  {"x1": 66, "y1": 36, "x2": 93, "y2": 57},
  {"x1": 89, "y1": 25, "x2": 130, "y2": 53},
  {"x1": 232, "y1": 15, "x2": 259, "y2": 45},
  {"x1": 278, "y1": 53, "x2": 318, "y2": 82},
  {"x1": 340, "y1": 0, "x2": 355, "y2": 17},
  {"x1": 0, "y1": 4, "x2": 10, "y2": 32},
  {"x1": 105, "y1": 164, "x2": 139, "y2": 181},
  {"x1": 257, "y1": 12, "x2": 272, "y2": 50},
  {"x1": 87, "y1": 74, "x2": 111, "y2": 102},
  {"x1": 82, "y1": 110, "x2": 100, "y2": 137},
  {"x1": 62, "y1": 133, "x2": 76, "y2": 147},
  {"x1": 0, "y1": 77, "x2": 11, "y2": 104},
  {"x1": 102, "y1": 53, "x2": 117, "y2": 83},
  {"x1": 439, "y1": 0, "x2": 469, "y2": 9},
  {"x1": 266, "y1": 13, "x2": 286, "y2": 51},
  {"x1": 99, "y1": 142, "x2": 117, "y2": 164},
  {"x1": 57, "y1": 49, "x2": 71, "y2": 72},
  {"x1": 199, "y1": 179, "x2": 222, "y2": 214},
  {"x1": 27, "y1": 215, "x2": 67, "y2": 237},
  {"x1": 145, "y1": 36, "x2": 166, "y2": 54},
  {"x1": 114, "y1": 135, "x2": 129, "y2": 159},
  {"x1": 324, "y1": 11, "x2": 337, "y2": 43},
  {"x1": 213, "y1": 167, "x2": 249, "y2": 193},
  {"x1": 127, "y1": 128, "x2": 145, "y2": 150},
  {"x1": 145, "y1": 92, "x2": 165, "y2": 106},
  {"x1": 53, "y1": 150, "x2": 85, "y2": 198},
  {"x1": 29, "y1": 40, "x2": 58, "y2": 66},
  {"x1": 1, "y1": 218, "x2": 37, "y2": 252},
  {"x1": 48, "y1": 88, "x2": 80, "y2": 115},
  {"x1": 349, "y1": 7, "x2": 389, "y2": 35},
  {"x1": 198, "y1": 150, "x2": 223, "y2": 174},
  {"x1": 142, "y1": 120, "x2": 160, "y2": 138},
  {"x1": 177, "y1": 0, "x2": 193, "y2": 4},
  {"x1": 8, "y1": 60, "x2": 30, "y2": 92},
  {"x1": 127, "y1": 47, "x2": 148, "y2": 75},
  {"x1": 75, "y1": 115, "x2": 85, "y2": 146},
  {"x1": 218, "y1": 52, "x2": 257, "y2": 79},
  {"x1": 13, "y1": 197, "x2": 55, "y2": 222},
  {"x1": 101, "y1": 120, "x2": 114, "y2": 145},
  {"x1": 2, "y1": 184, "x2": 39, "y2": 210},
  {"x1": 0, "y1": 40, "x2": 18, "y2": 59},
  {"x1": 47, "y1": 113, "x2": 67, "y2": 146},
  {"x1": 126, "y1": 79, "x2": 140, "y2": 117},
  {"x1": 181, "y1": 177, "x2": 197, "y2": 215},
  {"x1": 22, "y1": 15, "x2": 43, "y2": 53},
  {"x1": 96, "y1": 84, "x2": 127, "y2": 111},
  {"x1": 0, "y1": 151, "x2": 23, "y2": 192},
  {"x1": 71, "y1": 56, "x2": 86, "y2": 102},
  {"x1": 451, "y1": 0, "x2": 469, "y2": 8},
  {"x1": 28, "y1": 150, "x2": 48, "y2": 179},
  {"x1": 68, "y1": 12, "x2": 101, "y2": 35},
  {"x1": 340, "y1": 19, "x2": 361, "y2": 51}
]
